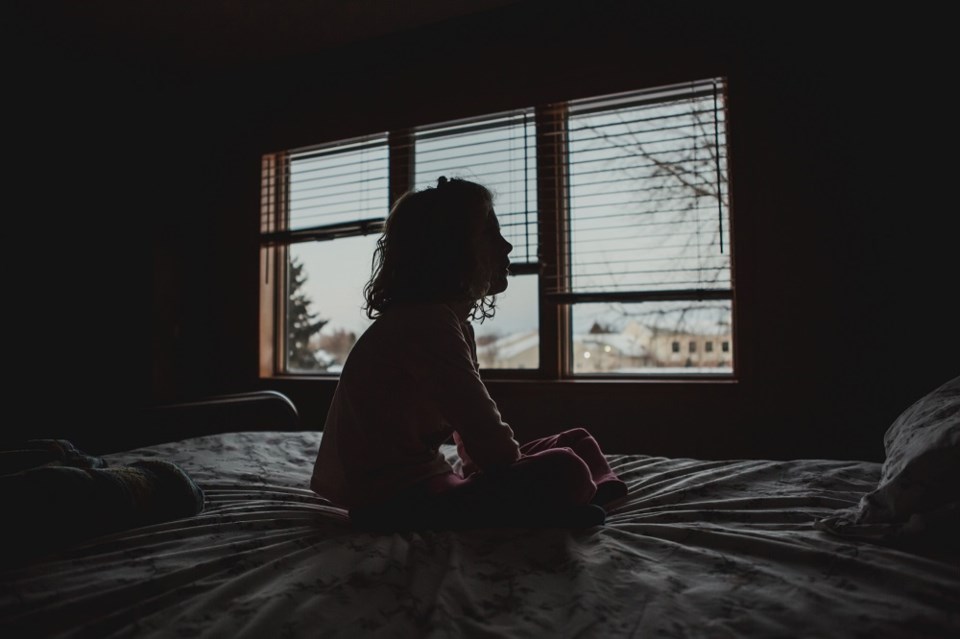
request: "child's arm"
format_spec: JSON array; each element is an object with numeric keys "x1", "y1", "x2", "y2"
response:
[{"x1": 413, "y1": 305, "x2": 521, "y2": 471}]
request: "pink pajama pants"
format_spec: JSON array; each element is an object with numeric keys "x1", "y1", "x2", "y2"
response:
[{"x1": 350, "y1": 428, "x2": 627, "y2": 530}]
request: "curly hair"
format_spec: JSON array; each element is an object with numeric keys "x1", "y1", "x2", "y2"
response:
[{"x1": 364, "y1": 177, "x2": 499, "y2": 322}]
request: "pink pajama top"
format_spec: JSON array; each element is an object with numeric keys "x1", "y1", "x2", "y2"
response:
[{"x1": 310, "y1": 302, "x2": 521, "y2": 508}]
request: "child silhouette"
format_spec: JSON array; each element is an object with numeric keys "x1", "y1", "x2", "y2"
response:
[{"x1": 311, "y1": 177, "x2": 627, "y2": 530}]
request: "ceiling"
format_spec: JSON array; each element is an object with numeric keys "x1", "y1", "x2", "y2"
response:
[{"x1": 21, "y1": 0, "x2": 526, "y2": 70}]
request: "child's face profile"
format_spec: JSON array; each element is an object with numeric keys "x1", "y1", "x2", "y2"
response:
[{"x1": 476, "y1": 208, "x2": 513, "y2": 295}]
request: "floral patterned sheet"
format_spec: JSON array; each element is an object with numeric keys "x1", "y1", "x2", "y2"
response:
[{"x1": 2, "y1": 431, "x2": 958, "y2": 638}]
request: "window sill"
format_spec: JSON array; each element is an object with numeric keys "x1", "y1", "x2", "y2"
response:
[{"x1": 261, "y1": 372, "x2": 739, "y2": 386}]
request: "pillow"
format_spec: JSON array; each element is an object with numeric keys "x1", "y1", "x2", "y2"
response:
[
  {"x1": 816, "y1": 376, "x2": 959, "y2": 545},
  {"x1": 2, "y1": 443, "x2": 204, "y2": 568}
]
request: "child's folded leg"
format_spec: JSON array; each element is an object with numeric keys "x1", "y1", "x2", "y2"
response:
[
  {"x1": 349, "y1": 450, "x2": 606, "y2": 531},
  {"x1": 437, "y1": 448, "x2": 602, "y2": 528},
  {"x1": 520, "y1": 428, "x2": 628, "y2": 509}
]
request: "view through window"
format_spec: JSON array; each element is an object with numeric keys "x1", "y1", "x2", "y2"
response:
[{"x1": 261, "y1": 78, "x2": 733, "y2": 376}]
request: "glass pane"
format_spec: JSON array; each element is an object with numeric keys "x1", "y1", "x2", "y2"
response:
[
  {"x1": 286, "y1": 236, "x2": 378, "y2": 373},
  {"x1": 571, "y1": 301, "x2": 733, "y2": 375},
  {"x1": 567, "y1": 81, "x2": 731, "y2": 293},
  {"x1": 474, "y1": 274, "x2": 539, "y2": 370}
]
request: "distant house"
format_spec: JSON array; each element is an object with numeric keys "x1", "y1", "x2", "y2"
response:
[
  {"x1": 569, "y1": 321, "x2": 646, "y2": 373},
  {"x1": 479, "y1": 321, "x2": 732, "y2": 373}
]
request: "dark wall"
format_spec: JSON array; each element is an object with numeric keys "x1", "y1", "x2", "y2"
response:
[{"x1": 11, "y1": 2, "x2": 957, "y2": 458}]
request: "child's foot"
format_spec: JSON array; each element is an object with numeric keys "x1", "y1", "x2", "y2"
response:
[
  {"x1": 591, "y1": 479, "x2": 629, "y2": 510},
  {"x1": 511, "y1": 503, "x2": 606, "y2": 529},
  {"x1": 562, "y1": 504, "x2": 606, "y2": 528}
]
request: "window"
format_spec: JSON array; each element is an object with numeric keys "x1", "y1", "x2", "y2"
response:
[
  {"x1": 260, "y1": 78, "x2": 734, "y2": 378},
  {"x1": 705, "y1": 341, "x2": 714, "y2": 352},
  {"x1": 259, "y1": 136, "x2": 388, "y2": 374}
]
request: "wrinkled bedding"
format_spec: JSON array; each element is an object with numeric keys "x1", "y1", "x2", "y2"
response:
[{"x1": 2, "y1": 431, "x2": 957, "y2": 638}]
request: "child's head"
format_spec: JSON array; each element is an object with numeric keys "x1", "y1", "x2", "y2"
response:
[{"x1": 364, "y1": 177, "x2": 512, "y2": 321}]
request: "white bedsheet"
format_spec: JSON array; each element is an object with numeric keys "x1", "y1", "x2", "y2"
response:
[{"x1": 2, "y1": 431, "x2": 957, "y2": 638}]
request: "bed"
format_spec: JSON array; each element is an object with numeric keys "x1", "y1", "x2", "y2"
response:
[{"x1": 2, "y1": 382, "x2": 958, "y2": 638}]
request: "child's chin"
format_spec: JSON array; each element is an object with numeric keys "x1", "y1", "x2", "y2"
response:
[{"x1": 490, "y1": 279, "x2": 508, "y2": 294}]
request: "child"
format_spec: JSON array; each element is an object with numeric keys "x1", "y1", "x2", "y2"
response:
[{"x1": 310, "y1": 177, "x2": 627, "y2": 530}]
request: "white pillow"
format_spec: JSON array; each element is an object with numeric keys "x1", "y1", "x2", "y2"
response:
[{"x1": 816, "y1": 376, "x2": 959, "y2": 544}]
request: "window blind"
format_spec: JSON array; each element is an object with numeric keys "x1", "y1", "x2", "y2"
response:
[
  {"x1": 550, "y1": 78, "x2": 731, "y2": 299},
  {"x1": 260, "y1": 134, "x2": 390, "y2": 245},
  {"x1": 413, "y1": 110, "x2": 538, "y2": 270}
]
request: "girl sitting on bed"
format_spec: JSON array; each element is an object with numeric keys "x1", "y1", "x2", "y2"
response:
[{"x1": 311, "y1": 176, "x2": 627, "y2": 530}]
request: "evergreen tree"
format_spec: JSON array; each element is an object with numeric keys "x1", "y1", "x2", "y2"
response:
[{"x1": 287, "y1": 256, "x2": 328, "y2": 371}]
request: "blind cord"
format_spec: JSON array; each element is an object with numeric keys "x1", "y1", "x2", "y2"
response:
[{"x1": 713, "y1": 80, "x2": 724, "y2": 254}]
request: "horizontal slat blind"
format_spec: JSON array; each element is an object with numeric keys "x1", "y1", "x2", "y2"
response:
[
  {"x1": 413, "y1": 110, "x2": 538, "y2": 266},
  {"x1": 281, "y1": 134, "x2": 390, "y2": 234},
  {"x1": 555, "y1": 78, "x2": 731, "y2": 296}
]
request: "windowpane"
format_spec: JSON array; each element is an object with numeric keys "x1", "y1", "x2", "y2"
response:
[
  {"x1": 287, "y1": 136, "x2": 389, "y2": 232},
  {"x1": 286, "y1": 235, "x2": 378, "y2": 373},
  {"x1": 570, "y1": 301, "x2": 733, "y2": 374},
  {"x1": 566, "y1": 81, "x2": 731, "y2": 293},
  {"x1": 474, "y1": 274, "x2": 539, "y2": 370}
]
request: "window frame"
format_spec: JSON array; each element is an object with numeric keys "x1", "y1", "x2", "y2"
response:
[{"x1": 260, "y1": 79, "x2": 737, "y2": 382}]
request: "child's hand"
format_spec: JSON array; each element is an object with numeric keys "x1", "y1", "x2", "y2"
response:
[{"x1": 452, "y1": 431, "x2": 478, "y2": 476}]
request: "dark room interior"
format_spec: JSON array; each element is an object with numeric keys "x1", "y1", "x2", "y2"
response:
[
  {"x1": 9, "y1": 1, "x2": 957, "y2": 459},
  {"x1": 5, "y1": 3, "x2": 959, "y2": 637}
]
